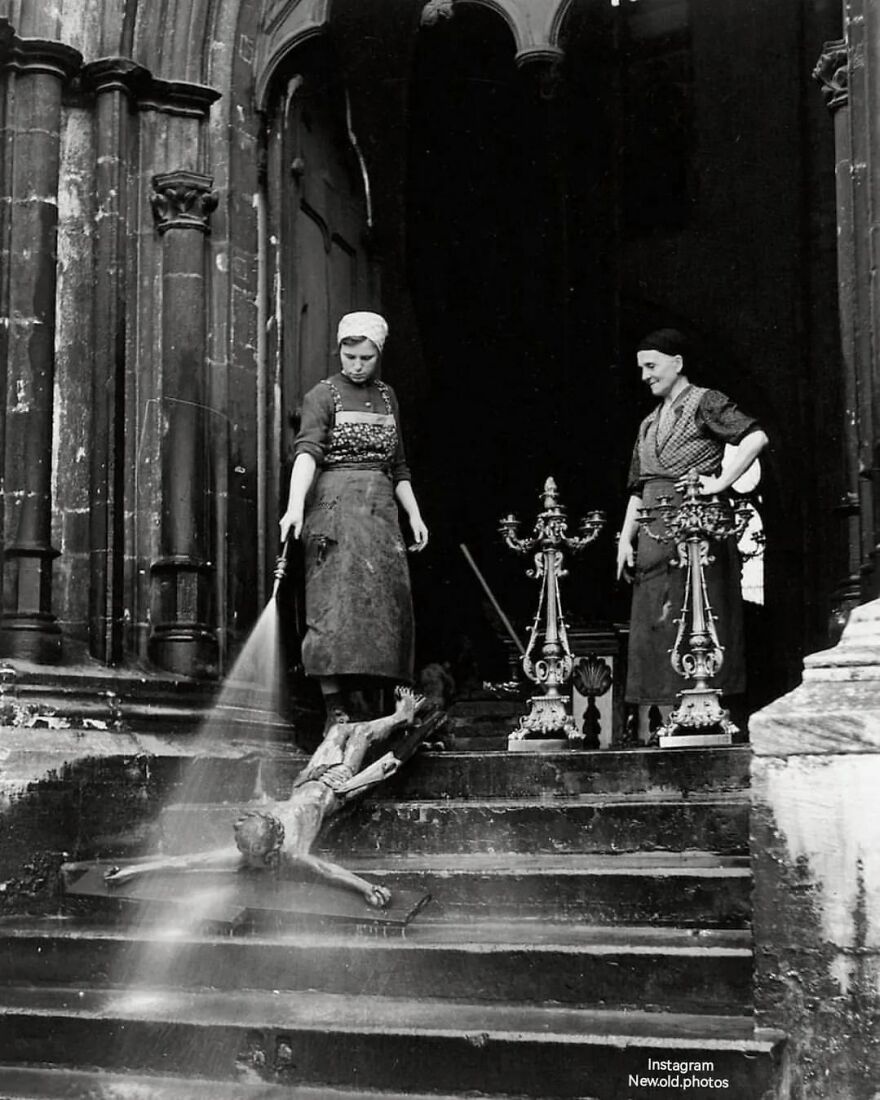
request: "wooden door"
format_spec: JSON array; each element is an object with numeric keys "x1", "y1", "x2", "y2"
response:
[{"x1": 281, "y1": 72, "x2": 378, "y2": 456}]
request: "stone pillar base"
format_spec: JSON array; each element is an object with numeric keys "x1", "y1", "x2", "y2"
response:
[
  {"x1": 0, "y1": 547, "x2": 63, "y2": 663},
  {"x1": 0, "y1": 619, "x2": 62, "y2": 663},
  {"x1": 147, "y1": 630, "x2": 218, "y2": 680},
  {"x1": 148, "y1": 558, "x2": 217, "y2": 680}
]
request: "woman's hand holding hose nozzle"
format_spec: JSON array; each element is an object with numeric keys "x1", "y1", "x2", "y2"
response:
[
  {"x1": 279, "y1": 508, "x2": 303, "y2": 543},
  {"x1": 272, "y1": 532, "x2": 293, "y2": 599}
]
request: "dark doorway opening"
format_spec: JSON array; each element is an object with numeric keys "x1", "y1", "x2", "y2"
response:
[{"x1": 406, "y1": 5, "x2": 626, "y2": 684}]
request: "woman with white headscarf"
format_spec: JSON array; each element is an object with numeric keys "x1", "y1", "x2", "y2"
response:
[{"x1": 280, "y1": 311, "x2": 428, "y2": 721}]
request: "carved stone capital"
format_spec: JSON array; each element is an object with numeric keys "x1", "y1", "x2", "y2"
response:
[
  {"x1": 81, "y1": 56, "x2": 150, "y2": 97},
  {"x1": 150, "y1": 171, "x2": 218, "y2": 234},
  {"x1": 420, "y1": 0, "x2": 455, "y2": 27},
  {"x1": 5, "y1": 36, "x2": 82, "y2": 83},
  {"x1": 813, "y1": 39, "x2": 848, "y2": 112},
  {"x1": 139, "y1": 78, "x2": 221, "y2": 118}
]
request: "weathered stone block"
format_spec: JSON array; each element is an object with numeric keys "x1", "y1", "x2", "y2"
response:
[{"x1": 750, "y1": 598, "x2": 880, "y2": 1099}]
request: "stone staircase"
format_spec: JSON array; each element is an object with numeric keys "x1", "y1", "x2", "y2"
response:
[{"x1": 0, "y1": 743, "x2": 786, "y2": 1098}]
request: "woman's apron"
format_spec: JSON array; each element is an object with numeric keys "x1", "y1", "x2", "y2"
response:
[
  {"x1": 300, "y1": 379, "x2": 414, "y2": 682},
  {"x1": 625, "y1": 387, "x2": 745, "y2": 705}
]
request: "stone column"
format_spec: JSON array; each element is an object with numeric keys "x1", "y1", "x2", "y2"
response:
[
  {"x1": 0, "y1": 18, "x2": 16, "y2": 565},
  {"x1": 862, "y1": 0, "x2": 880, "y2": 600},
  {"x1": 838, "y1": 0, "x2": 879, "y2": 598},
  {"x1": 81, "y1": 59, "x2": 148, "y2": 665},
  {"x1": 0, "y1": 35, "x2": 82, "y2": 663},
  {"x1": 148, "y1": 170, "x2": 219, "y2": 678},
  {"x1": 814, "y1": 40, "x2": 863, "y2": 631}
]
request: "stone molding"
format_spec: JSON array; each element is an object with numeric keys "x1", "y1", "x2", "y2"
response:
[
  {"x1": 515, "y1": 44, "x2": 564, "y2": 69},
  {"x1": 1, "y1": 39, "x2": 220, "y2": 120},
  {"x1": 150, "y1": 171, "x2": 219, "y2": 235},
  {"x1": 4, "y1": 35, "x2": 82, "y2": 83},
  {"x1": 813, "y1": 38, "x2": 848, "y2": 112},
  {"x1": 254, "y1": 0, "x2": 330, "y2": 111},
  {"x1": 138, "y1": 77, "x2": 221, "y2": 118},
  {"x1": 81, "y1": 56, "x2": 150, "y2": 97},
  {"x1": 82, "y1": 60, "x2": 220, "y2": 117}
]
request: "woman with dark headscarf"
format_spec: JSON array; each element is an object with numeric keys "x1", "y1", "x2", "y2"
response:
[
  {"x1": 279, "y1": 311, "x2": 428, "y2": 721},
  {"x1": 616, "y1": 330, "x2": 768, "y2": 740}
]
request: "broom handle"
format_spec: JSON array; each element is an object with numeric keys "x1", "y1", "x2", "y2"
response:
[{"x1": 459, "y1": 543, "x2": 525, "y2": 656}]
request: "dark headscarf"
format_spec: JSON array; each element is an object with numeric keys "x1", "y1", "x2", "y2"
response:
[{"x1": 636, "y1": 328, "x2": 692, "y2": 360}]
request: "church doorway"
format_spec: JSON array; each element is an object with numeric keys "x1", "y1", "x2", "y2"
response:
[{"x1": 260, "y1": 1, "x2": 838, "y2": 718}]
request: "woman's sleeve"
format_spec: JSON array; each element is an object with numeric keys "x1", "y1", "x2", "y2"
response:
[
  {"x1": 293, "y1": 383, "x2": 333, "y2": 462},
  {"x1": 696, "y1": 389, "x2": 761, "y2": 444},
  {"x1": 387, "y1": 387, "x2": 412, "y2": 484},
  {"x1": 626, "y1": 439, "x2": 642, "y2": 497}
]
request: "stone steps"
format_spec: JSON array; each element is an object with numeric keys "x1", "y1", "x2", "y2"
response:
[
  {"x1": 144, "y1": 746, "x2": 752, "y2": 803},
  {"x1": 1, "y1": 723, "x2": 778, "y2": 1096},
  {"x1": 59, "y1": 851, "x2": 751, "y2": 927},
  {"x1": 0, "y1": 918, "x2": 753, "y2": 1015},
  {"x1": 0, "y1": 985, "x2": 785, "y2": 1099},
  {"x1": 153, "y1": 791, "x2": 749, "y2": 858},
  {"x1": 340, "y1": 851, "x2": 752, "y2": 925},
  {"x1": 0, "y1": 1065, "x2": 472, "y2": 1100}
]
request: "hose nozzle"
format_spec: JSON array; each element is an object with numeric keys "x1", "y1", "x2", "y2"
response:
[{"x1": 272, "y1": 536, "x2": 291, "y2": 599}]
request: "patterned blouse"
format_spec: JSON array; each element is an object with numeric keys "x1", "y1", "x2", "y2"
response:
[
  {"x1": 627, "y1": 386, "x2": 760, "y2": 496},
  {"x1": 294, "y1": 372, "x2": 411, "y2": 484}
]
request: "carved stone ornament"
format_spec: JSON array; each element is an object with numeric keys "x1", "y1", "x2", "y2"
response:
[
  {"x1": 150, "y1": 170, "x2": 219, "y2": 234},
  {"x1": 813, "y1": 39, "x2": 848, "y2": 112},
  {"x1": 421, "y1": 0, "x2": 455, "y2": 27}
]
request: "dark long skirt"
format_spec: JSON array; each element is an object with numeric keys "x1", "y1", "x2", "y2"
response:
[
  {"x1": 625, "y1": 477, "x2": 745, "y2": 705},
  {"x1": 299, "y1": 468, "x2": 414, "y2": 682}
]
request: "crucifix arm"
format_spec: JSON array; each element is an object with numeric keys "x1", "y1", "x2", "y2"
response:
[{"x1": 333, "y1": 751, "x2": 400, "y2": 800}]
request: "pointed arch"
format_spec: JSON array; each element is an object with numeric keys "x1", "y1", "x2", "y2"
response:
[
  {"x1": 254, "y1": 0, "x2": 331, "y2": 111},
  {"x1": 455, "y1": 0, "x2": 573, "y2": 58}
]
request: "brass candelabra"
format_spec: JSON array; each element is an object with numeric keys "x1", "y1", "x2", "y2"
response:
[
  {"x1": 636, "y1": 469, "x2": 762, "y2": 746},
  {"x1": 500, "y1": 477, "x2": 605, "y2": 749}
]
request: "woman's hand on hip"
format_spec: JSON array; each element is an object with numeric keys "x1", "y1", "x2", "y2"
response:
[
  {"x1": 279, "y1": 508, "x2": 303, "y2": 543},
  {"x1": 676, "y1": 473, "x2": 726, "y2": 496},
  {"x1": 616, "y1": 538, "x2": 635, "y2": 582},
  {"x1": 408, "y1": 516, "x2": 429, "y2": 552}
]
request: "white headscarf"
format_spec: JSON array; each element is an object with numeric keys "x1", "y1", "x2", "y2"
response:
[{"x1": 336, "y1": 311, "x2": 389, "y2": 353}]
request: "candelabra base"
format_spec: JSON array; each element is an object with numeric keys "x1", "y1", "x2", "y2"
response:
[
  {"x1": 657, "y1": 729, "x2": 732, "y2": 749},
  {"x1": 508, "y1": 736, "x2": 571, "y2": 753},
  {"x1": 508, "y1": 693, "x2": 584, "y2": 752},
  {"x1": 657, "y1": 685, "x2": 738, "y2": 748}
]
